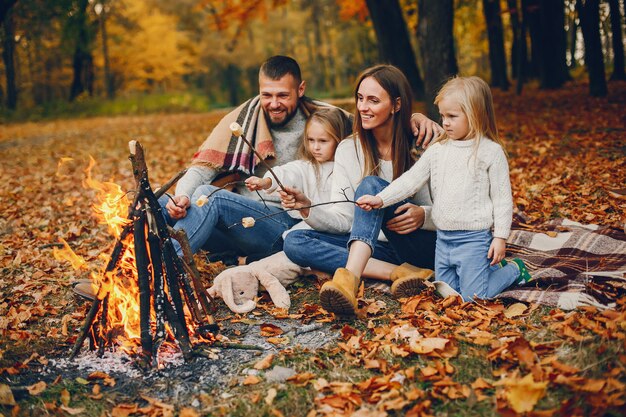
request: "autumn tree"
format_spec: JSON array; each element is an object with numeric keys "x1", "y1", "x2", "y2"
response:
[
  {"x1": 576, "y1": 0, "x2": 607, "y2": 96},
  {"x1": 417, "y1": 0, "x2": 458, "y2": 119},
  {"x1": 482, "y1": 0, "x2": 509, "y2": 90},
  {"x1": 1, "y1": 6, "x2": 17, "y2": 109},
  {"x1": 608, "y1": 0, "x2": 625, "y2": 80},
  {"x1": 64, "y1": 0, "x2": 96, "y2": 101},
  {"x1": 364, "y1": 0, "x2": 424, "y2": 98}
]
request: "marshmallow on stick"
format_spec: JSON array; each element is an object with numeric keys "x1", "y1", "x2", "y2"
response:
[{"x1": 229, "y1": 122, "x2": 286, "y2": 193}]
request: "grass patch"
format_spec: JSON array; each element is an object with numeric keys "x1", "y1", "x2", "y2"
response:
[{"x1": 0, "y1": 91, "x2": 227, "y2": 124}]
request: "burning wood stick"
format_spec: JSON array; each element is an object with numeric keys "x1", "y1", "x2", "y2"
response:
[
  {"x1": 168, "y1": 227, "x2": 218, "y2": 326},
  {"x1": 133, "y1": 211, "x2": 154, "y2": 361},
  {"x1": 147, "y1": 231, "x2": 166, "y2": 355},
  {"x1": 229, "y1": 122, "x2": 286, "y2": 193}
]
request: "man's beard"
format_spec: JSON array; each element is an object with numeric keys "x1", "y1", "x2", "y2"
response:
[{"x1": 266, "y1": 107, "x2": 298, "y2": 128}]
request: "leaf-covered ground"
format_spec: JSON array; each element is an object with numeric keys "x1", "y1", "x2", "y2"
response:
[{"x1": 0, "y1": 81, "x2": 625, "y2": 416}]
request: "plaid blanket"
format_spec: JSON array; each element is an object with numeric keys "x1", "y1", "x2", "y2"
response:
[
  {"x1": 494, "y1": 213, "x2": 626, "y2": 310},
  {"x1": 366, "y1": 213, "x2": 626, "y2": 310},
  {"x1": 191, "y1": 96, "x2": 352, "y2": 175}
]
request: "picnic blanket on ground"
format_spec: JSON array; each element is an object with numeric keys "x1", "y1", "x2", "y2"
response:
[
  {"x1": 494, "y1": 214, "x2": 626, "y2": 310},
  {"x1": 191, "y1": 96, "x2": 352, "y2": 175},
  {"x1": 365, "y1": 213, "x2": 626, "y2": 310}
]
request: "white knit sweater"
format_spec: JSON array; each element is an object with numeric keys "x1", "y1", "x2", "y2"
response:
[
  {"x1": 304, "y1": 137, "x2": 435, "y2": 241},
  {"x1": 263, "y1": 160, "x2": 334, "y2": 221},
  {"x1": 376, "y1": 137, "x2": 513, "y2": 239}
]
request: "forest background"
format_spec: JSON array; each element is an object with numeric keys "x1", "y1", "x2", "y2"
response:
[
  {"x1": 0, "y1": 0, "x2": 624, "y2": 121},
  {"x1": 0, "y1": 1, "x2": 625, "y2": 416}
]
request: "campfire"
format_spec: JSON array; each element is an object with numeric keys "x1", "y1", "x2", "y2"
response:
[{"x1": 61, "y1": 141, "x2": 218, "y2": 367}]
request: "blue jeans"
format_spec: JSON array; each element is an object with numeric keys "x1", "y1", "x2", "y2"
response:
[
  {"x1": 435, "y1": 229, "x2": 520, "y2": 301},
  {"x1": 284, "y1": 176, "x2": 436, "y2": 273},
  {"x1": 159, "y1": 185, "x2": 299, "y2": 257}
]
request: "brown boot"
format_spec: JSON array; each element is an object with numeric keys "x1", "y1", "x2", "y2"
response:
[
  {"x1": 319, "y1": 268, "x2": 360, "y2": 316},
  {"x1": 390, "y1": 263, "x2": 434, "y2": 298}
]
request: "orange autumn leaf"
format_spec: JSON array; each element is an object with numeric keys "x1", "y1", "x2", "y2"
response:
[
  {"x1": 26, "y1": 381, "x2": 47, "y2": 395},
  {"x1": 242, "y1": 375, "x2": 261, "y2": 385},
  {"x1": 253, "y1": 354, "x2": 274, "y2": 370},
  {"x1": 504, "y1": 373, "x2": 548, "y2": 413}
]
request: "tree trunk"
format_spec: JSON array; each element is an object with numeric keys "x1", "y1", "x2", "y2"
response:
[
  {"x1": 69, "y1": 0, "x2": 93, "y2": 101},
  {"x1": 608, "y1": 0, "x2": 625, "y2": 80},
  {"x1": 508, "y1": 0, "x2": 528, "y2": 81},
  {"x1": 417, "y1": 0, "x2": 458, "y2": 119},
  {"x1": 577, "y1": 0, "x2": 607, "y2": 96},
  {"x1": 366, "y1": 0, "x2": 425, "y2": 99},
  {"x1": 99, "y1": 0, "x2": 115, "y2": 99},
  {"x1": 483, "y1": 0, "x2": 510, "y2": 90},
  {"x1": 0, "y1": 0, "x2": 17, "y2": 24},
  {"x1": 224, "y1": 63, "x2": 240, "y2": 106},
  {"x1": 538, "y1": 0, "x2": 570, "y2": 89},
  {"x1": 1, "y1": 9, "x2": 17, "y2": 110},
  {"x1": 568, "y1": 8, "x2": 578, "y2": 69},
  {"x1": 523, "y1": 0, "x2": 541, "y2": 78}
]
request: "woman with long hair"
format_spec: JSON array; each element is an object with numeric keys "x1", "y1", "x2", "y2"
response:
[{"x1": 281, "y1": 65, "x2": 439, "y2": 315}]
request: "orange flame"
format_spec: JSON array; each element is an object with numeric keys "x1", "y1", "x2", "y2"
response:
[
  {"x1": 53, "y1": 238, "x2": 87, "y2": 270},
  {"x1": 60, "y1": 157, "x2": 196, "y2": 355}
]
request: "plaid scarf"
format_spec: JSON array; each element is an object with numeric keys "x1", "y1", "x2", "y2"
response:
[{"x1": 191, "y1": 96, "x2": 352, "y2": 175}]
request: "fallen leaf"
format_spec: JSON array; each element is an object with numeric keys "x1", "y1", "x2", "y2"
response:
[
  {"x1": 504, "y1": 303, "x2": 527, "y2": 318},
  {"x1": 254, "y1": 354, "x2": 274, "y2": 370},
  {"x1": 60, "y1": 405, "x2": 85, "y2": 415},
  {"x1": 265, "y1": 388, "x2": 277, "y2": 405},
  {"x1": 60, "y1": 388, "x2": 70, "y2": 407},
  {"x1": 243, "y1": 375, "x2": 261, "y2": 385},
  {"x1": 26, "y1": 381, "x2": 47, "y2": 395},
  {"x1": 0, "y1": 383, "x2": 15, "y2": 406},
  {"x1": 504, "y1": 373, "x2": 547, "y2": 413}
]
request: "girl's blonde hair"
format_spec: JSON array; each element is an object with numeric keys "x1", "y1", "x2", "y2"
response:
[
  {"x1": 353, "y1": 65, "x2": 415, "y2": 180},
  {"x1": 434, "y1": 76, "x2": 506, "y2": 154},
  {"x1": 297, "y1": 107, "x2": 351, "y2": 179}
]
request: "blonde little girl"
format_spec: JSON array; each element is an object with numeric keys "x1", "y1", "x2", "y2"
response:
[
  {"x1": 245, "y1": 107, "x2": 349, "y2": 234},
  {"x1": 357, "y1": 76, "x2": 530, "y2": 301}
]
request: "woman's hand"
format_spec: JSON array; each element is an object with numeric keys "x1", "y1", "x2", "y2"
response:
[
  {"x1": 245, "y1": 176, "x2": 271, "y2": 191},
  {"x1": 279, "y1": 186, "x2": 312, "y2": 217},
  {"x1": 488, "y1": 237, "x2": 506, "y2": 266},
  {"x1": 166, "y1": 195, "x2": 190, "y2": 220},
  {"x1": 356, "y1": 195, "x2": 383, "y2": 211},
  {"x1": 385, "y1": 203, "x2": 425, "y2": 234},
  {"x1": 410, "y1": 113, "x2": 443, "y2": 148}
]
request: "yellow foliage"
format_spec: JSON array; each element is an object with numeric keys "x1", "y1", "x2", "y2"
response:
[{"x1": 96, "y1": 0, "x2": 198, "y2": 93}]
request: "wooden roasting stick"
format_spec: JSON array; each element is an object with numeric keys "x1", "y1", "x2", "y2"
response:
[{"x1": 229, "y1": 122, "x2": 286, "y2": 193}]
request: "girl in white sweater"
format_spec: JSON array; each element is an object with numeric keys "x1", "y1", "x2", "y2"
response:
[
  {"x1": 245, "y1": 107, "x2": 348, "y2": 233},
  {"x1": 357, "y1": 76, "x2": 530, "y2": 301}
]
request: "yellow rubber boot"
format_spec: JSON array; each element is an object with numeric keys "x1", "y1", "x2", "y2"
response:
[
  {"x1": 390, "y1": 263, "x2": 434, "y2": 298},
  {"x1": 319, "y1": 268, "x2": 360, "y2": 316}
]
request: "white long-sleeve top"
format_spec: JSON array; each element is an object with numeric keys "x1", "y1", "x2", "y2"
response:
[
  {"x1": 376, "y1": 137, "x2": 513, "y2": 239},
  {"x1": 263, "y1": 160, "x2": 334, "y2": 221},
  {"x1": 303, "y1": 137, "x2": 435, "y2": 242}
]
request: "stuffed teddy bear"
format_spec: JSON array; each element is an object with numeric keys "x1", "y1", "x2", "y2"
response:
[{"x1": 207, "y1": 251, "x2": 306, "y2": 313}]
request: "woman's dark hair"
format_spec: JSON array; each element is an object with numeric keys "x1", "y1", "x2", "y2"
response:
[{"x1": 353, "y1": 65, "x2": 414, "y2": 180}]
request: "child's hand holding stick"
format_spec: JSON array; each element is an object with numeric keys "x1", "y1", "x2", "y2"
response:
[
  {"x1": 356, "y1": 195, "x2": 383, "y2": 211},
  {"x1": 244, "y1": 176, "x2": 272, "y2": 191}
]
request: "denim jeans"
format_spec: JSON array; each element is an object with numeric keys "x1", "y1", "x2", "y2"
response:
[
  {"x1": 284, "y1": 176, "x2": 436, "y2": 273},
  {"x1": 159, "y1": 185, "x2": 299, "y2": 257},
  {"x1": 435, "y1": 229, "x2": 520, "y2": 301}
]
